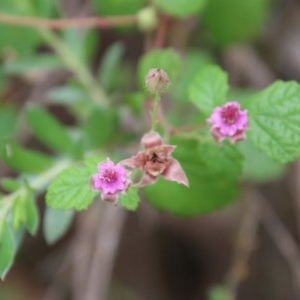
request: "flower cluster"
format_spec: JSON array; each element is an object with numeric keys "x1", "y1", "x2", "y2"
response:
[
  {"x1": 91, "y1": 132, "x2": 189, "y2": 204},
  {"x1": 207, "y1": 101, "x2": 249, "y2": 144}
]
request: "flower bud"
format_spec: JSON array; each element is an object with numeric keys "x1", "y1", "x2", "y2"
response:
[
  {"x1": 145, "y1": 68, "x2": 170, "y2": 94},
  {"x1": 137, "y1": 6, "x2": 158, "y2": 32}
]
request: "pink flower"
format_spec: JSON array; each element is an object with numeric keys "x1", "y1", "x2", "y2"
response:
[
  {"x1": 91, "y1": 158, "x2": 131, "y2": 203},
  {"x1": 122, "y1": 131, "x2": 189, "y2": 187},
  {"x1": 207, "y1": 101, "x2": 249, "y2": 144}
]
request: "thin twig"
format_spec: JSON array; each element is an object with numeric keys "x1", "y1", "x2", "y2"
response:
[
  {"x1": 259, "y1": 192, "x2": 300, "y2": 287},
  {"x1": 226, "y1": 189, "x2": 262, "y2": 297},
  {"x1": 0, "y1": 13, "x2": 137, "y2": 29}
]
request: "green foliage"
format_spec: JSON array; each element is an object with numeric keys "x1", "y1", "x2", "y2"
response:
[
  {"x1": 208, "y1": 286, "x2": 232, "y2": 300},
  {"x1": 0, "y1": 219, "x2": 15, "y2": 280},
  {"x1": 3, "y1": 54, "x2": 62, "y2": 76},
  {"x1": 153, "y1": 0, "x2": 207, "y2": 18},
  {"x1": 43, "y1": 207, "x2": 74, "y2": 245},
  {"x1": 202, "y1": 0, "x2": 271, "y2": 47},
  {"x1": 0, "y1": 140, "x2": 53, "y2": 173},
  {"x1": 239, "y1": 140, "x2": 285, "y2": 183},
  {"x1": 97, "y1": 42, "x2": 125, "y2": 92},
  {"x1": 0, "y1": 178, "x2": 20, "y2": 193},
  {"x1": 12, "y1": 193, "x2": 39, "y2": 235},
  {"x1": 0, "y1": 107, "x2": 18, "y2": 138},
  {"x1": 172, "y1": 50, "x2": 213, "y2": 102},
  {"x1": 93, "y1": 0, "x2": 144, "y2": 16},
  {"x1": 189, "y1": 65, "x2": 228, "y2": 116},
  {"x1": 46, "y1": 166, "x2": 98, "y2": 210},
  {"x1": 138, "y1": 48, "x2": 181, "y2": 90},
  {"x1": 120, "y1": 187, "x2": 140, "y2": 211},
  {"x1": 145, "y1": 139, "x2": 243, "y2": 216},
  {"x1": 244, "y1": 81, "x2": 300, "y2": 163},
  {"x1": 83, "y1": 107, "x2": 119, "y2": 149},
  {"x1": 26, "y1": 106, "x2": 75, "y2": 155}
]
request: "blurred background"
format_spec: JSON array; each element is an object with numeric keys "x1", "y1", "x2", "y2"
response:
[{"x1": 1, "y1": 0, "x2": 300, "y2": 299}]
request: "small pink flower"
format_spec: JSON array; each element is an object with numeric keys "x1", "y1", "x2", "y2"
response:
[
  {"x1": 91, "y1": 158, "x2": 131, "y2": 203},
  {"x1": 207, "y1": 101, "x2": 249, "y2": 144},
  {"x1": 122, "y1": 131, "x2": 189, "y2": 187}
]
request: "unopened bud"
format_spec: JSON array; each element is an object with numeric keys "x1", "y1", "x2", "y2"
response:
[
  {"x1": 145, "y1": 68, "x2": 170, "y2": 94},
  {"x1": 137, "y1": 6, "x2": 158, "y2": 32}
]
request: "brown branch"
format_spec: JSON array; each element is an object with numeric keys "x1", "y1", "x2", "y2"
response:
[{"x1": 0, "y1": 13, "x2": 137, "y2": 29}]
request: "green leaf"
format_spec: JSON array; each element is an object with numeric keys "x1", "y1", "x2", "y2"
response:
[
  {"x1": 208, "y1": 286, "x2": 232, "y2": 300},
  {"x1": 0, "y1": 140, "x2": 53, "y2": 173},
  {"x1": 153, "y1": 0, "x2": 207, "y2": 18},
  {"x1": 138, "y1": 48, "x2": 181, "y2": 90},
  {"x1": 0, "y1": 219, "x2": 15, "y2": 280},
  {"x1": 26, "y1": 106, "x2": 75, "y2": 155},
  {"x1": 189, "y1": 65, "x2": 229, "y2": 116},
  {"x1": 144, "y1": 139, "x2": 243, "y2": 216},
  {"x1": 93, "y1": 0, "x2": 144, "y2": 16},
  {"x1": 172, "y1": 50, "x2": 213, "y2": 102},
  {"x1": 0, "y1": 106, "x2": 18, "y2": 138},
  {"x1": 238, "y1": 140, "x2": 285, "y2": 183},
  {"x1": 0, "y1": 178, "x2": 20, "y2": 193},
  {"x1": 23, "y1": 196, "x2": 39, "y2": 235},
  {"x1": 3, "y1": 54, "x2": 62, "y2": 75},
  {"x1": 43, "y1": 207, "x2": 74, "y2": 245},
  {"x1": 84, "y1": 155, "x2": 106, "y2": 174},
  {"x1": 83, "y1": 107, "x2": 118, "y2": 149},
  {"x1": 12, "y1": 193, "x2": 39, "y2": 235},
  {"x1": 0, "y1": 0, "x2": 43, "y2": 54},
  {"x1": 202, "y1": 0, "x2": 271, "y2": 47},
  {"x1": 244, "y1": 81, "x2": 300, "y2": 163},
  {"x1": 46, "y1": 166, "x2": 98, "y2": 210},
  {"x1": 98, "y1": 42, "x2": 125, "y2": 91},
  {"x1": 120, "y1": 187, "x2": 140, "y2": 211}
]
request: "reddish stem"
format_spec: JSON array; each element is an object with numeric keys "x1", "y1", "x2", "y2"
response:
[
  {"x1": 152, "y1": 14, "x2": 170, "y2": 49},
  {"x1": 0, "y1": 13, "x2": 137, "y2": 29}
]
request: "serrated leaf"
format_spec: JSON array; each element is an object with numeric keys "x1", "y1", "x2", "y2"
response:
[
  {"x1": 244, "y1": 81, "x2": 300, "y2": 163},
  {"x1": 0, "y1": 219, "x2": 15, "y2": 280},
  {"x1": 0, "y1": 140, "x2": 53, "y2": 173},
  {"x1": 26, "y1": 106, "x2": 75, "y2": 155},
  {"x1": 46, "y1": 166, "x2": 98, "y2": 210},
  {"x1": 43, "y1": 207, "x2": 74, "y2": 245},
  {"x1": 120, "y1": 187, "x2": 140, "y2": 211},
  {"x1": 138, "y1": 49, "x2": 181, "y2": 90},
  {"x1": 154, "y1": 0, "x2": 207, "y2": 18},
  {"x1": 189, "y1": 65, "x2": 229, "y2": 116},
  {"x1": 144, "y1": 139, "x2": 243, "y2": 216},
  {"x1": 84, "y1": 156, "x2": 106, "y2": 174}
]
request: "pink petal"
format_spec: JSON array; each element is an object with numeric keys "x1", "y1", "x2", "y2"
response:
[
  {"x1": 141, "y1": 131, "x2": 163, "y2": 149},
  {"x1": 162, "y1": 159, "x2": 189, "y2": 187},
  {"x1": 138, "y1": 173, "x2": 157, "y2": 187}
]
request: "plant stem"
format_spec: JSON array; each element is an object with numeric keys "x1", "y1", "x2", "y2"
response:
[
  {"x1": 150, "y1": 93, "x2": 161, "y2": 131},
  {"x1": 40, "y1": 29, "x2": 108, "y2": 107},
  {"x1": 0, "y1": 13, "x2": 137, "y2": 29}
]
